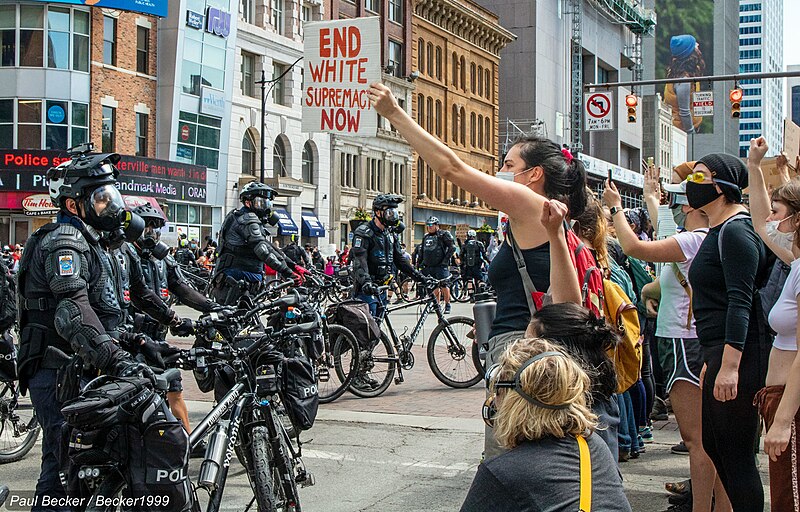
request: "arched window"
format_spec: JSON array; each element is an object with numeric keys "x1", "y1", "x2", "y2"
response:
[
  {"x1": 426, "y1": 42, "x2": 433, "y2": 75},
  {"x1": 426, "y1": 96, "x2": 433, "y2": 132},
  {"x1": 435, "y1": 175, "x2": 442, "y2": 201},
  {"x1": 417, "y1": 93, "x2": 425, "y2": 125},
  {"x1": 435, "y1": 46, "x2": 442, "y2": 80},
  {"x1": 418, "y1": 38, "x2": 425, "y2": 74},
  {"x1": 485, "y1": 116, "x2": 491, "y2": 150},
  {"x1": 427, "y1": 164, "x2": 434, "y2": 194},
  {"x1": 273, "y1": 137, "x2": 287, "y2": 177},
  {"x1": 417, "y1": 157, "x2": 425, "y2": 196},
  {"x1": 242, "y1": 130, "x2": 257, "y2": 175},
  {"x1": 451, "y1": 52, "x2": 458, "y2": 86},
  {"x1": 451, "y1": 103, "x2": 458, "y2": 143},
  {"x1": 459, "y1": 106, "x2": 465, "y2": 145},
  {"x1": 477, "y1": 65, "x2": 483, "y2": 97},
  {"x1": 470, "y1": 112, "x2": 476, "y2": 146},
  {"x1": 470, "y1": 63, "x2": 476, "y2": 93},
  {"x1": 459, "y1": 56, "x2": 466, "y2": 91},
  {"x1": 477, "y1": 115, "x2": 483, "y2": 149},
  {"x1": 485, "y1": 69, "x2": 491, "y2": 99},
  {"x1": 435, "y1": 100, "x2": 442, "y2": 137},
  {"x1": 301, "y1": 140, "x2": 314, "y2": 184}
]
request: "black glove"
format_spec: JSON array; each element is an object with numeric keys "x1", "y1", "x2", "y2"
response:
[
  {"x1": 137, "y1": 334, "x2": 165, "y2": 369},
  {"x1": 113, "y1": 358, "x2": 156, "y2": 386},
  {"x1": 361, "y1": 282, "x2": 378, "y2": 296},
  {"x1": 170, "y1": 316, "x2": 195, "y2": 337}
]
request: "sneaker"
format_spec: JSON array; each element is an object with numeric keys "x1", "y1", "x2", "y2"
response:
[
  {"x1": 629, "y1": 449, "x2": 640, "y2": 459},
  {"x1": 639, "y1": 426, "x2": 654, "y2": 443},
  {"x1": 671, "y1": 441, "x2": 689, "y2": 455},
  {"x1": 444, "y1": 303, "x2": 451, "y2": 314},
  {"x1": 190, "y1": 439, "x2": 208, "y2": 459},
  {"x1": 651, "y1": 397, "x2": 669, "y2": 421}
]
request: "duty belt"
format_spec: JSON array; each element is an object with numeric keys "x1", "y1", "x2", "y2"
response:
[{"x1": 19, "y1": 297, "x2": 57, "y2": 311}]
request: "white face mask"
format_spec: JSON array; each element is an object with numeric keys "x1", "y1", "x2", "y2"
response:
[
  {"x1": 765, "y1": 217, "x2": 795, "y2": 252},
  {"x1": 496, "y1": 168, "x2": 533, "y2": 182}
]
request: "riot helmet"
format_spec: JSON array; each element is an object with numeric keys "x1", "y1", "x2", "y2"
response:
[
  {"x1": 467, "y1": 230, "x2": 477, "y2": 239},
  {"x1": 132, "y1": 203, "x2": 169, "y2": 258},
  {"x1": 372, "y1": 194, "x2": 403, "y2": 227},
  {"x1": 240, "y1": 181, "x2": 277, "y2": 219}
]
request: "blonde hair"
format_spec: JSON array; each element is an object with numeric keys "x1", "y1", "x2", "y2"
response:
[
  {"x1": 573, "y1": 194, "x2": 610, "y2": 268},
  {"x1": 492, "y1": 338, "x2": 597, "y2": 449}
]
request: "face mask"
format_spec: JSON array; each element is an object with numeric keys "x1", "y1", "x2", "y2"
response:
[
  {"x1": 103, "y1": 212, "x2": 145, "y2": 250},
  {"x1": 139, "y1": 225, "x2": 162, "y2": 249},
  {"x1": 381, "y1": 207, "x2": 400, "y2": 226},
  {"x1": 765, "y1": 217, "x2": 796, "y2": 252},
  {"x1": 496, "y1": 168, "x2": 532, "y2": 183},
  {"x1": 671, "y1": 206, "x2": 688, "y2": 228},
  {"x1": 685, "y1": 181, "x2": 721, "y2": 210},
  {"x1": 82, "y1": 184, "x2": 126, "y2": 232}
]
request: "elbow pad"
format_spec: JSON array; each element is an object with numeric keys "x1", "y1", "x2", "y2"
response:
[
  {"x1": 54, "y1": 298, "x2": 125, "y2": 370},
  {"x1": 256, "y1": 241, "x2": 291, "y2": 275}
]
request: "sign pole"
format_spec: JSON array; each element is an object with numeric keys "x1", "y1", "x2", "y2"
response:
[{"x1": 258, "y1": 69, "x2": 266, "y2": 184}]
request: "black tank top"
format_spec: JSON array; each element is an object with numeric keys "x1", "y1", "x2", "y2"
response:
[{"x1": 487, "y1": 234, "x2": 550, "y2": 339}]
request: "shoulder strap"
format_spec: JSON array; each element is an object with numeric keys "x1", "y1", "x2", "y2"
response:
[
  {"x1": 504, "y1": 227, "x2": 538, "y2": 314},
  {"x1": 578, "y1": 435, "x2": 592, "y2": 512},
  {"x1": 717, "y1": 213, "x2": 750, "y2": 257}
]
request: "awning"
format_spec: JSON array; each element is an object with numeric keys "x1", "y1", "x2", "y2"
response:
[
  {"x1": 274, "y1": 208, "x2": 298, "y2": 235},
  {"x1": 301, "y1": 213, "x2": 325, "y2": 237}
]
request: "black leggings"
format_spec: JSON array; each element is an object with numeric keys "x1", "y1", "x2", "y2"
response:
[{"x1": 701, "y1": 343, "x2": 765, "y2": 511}]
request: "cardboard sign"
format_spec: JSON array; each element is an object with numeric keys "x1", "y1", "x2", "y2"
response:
[
  {"x1": 784, "y1": 118, "x2": 800, "y2": 165},
  {"x1": 302, "y1": 17, "x2": 381, "y2": 136}
]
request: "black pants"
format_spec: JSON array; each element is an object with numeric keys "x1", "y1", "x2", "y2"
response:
[{"x1": 701, "y1": 342, "x2": 765, "y2": 511}]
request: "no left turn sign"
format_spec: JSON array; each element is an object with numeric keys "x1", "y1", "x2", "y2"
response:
[{"x1": 584, "y1": 91, "x2": 614, "y2": 131}]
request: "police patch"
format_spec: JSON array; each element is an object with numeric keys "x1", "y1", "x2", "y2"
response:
[
  {"x1": 354, "y1": 237, "x2": 362, "y2": 248},
  {"x1": 59, "y1": 255, "x2": 74, "y2": 276}
]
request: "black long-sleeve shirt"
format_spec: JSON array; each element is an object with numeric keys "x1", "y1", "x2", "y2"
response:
[{"x1": 688, "y1": 216, "x2": 768, "y2": 350}]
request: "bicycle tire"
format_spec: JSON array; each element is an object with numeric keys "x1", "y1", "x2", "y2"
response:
[
  {"x1": 0, "y1": 383, "x2": 41, "y2": 464},
  {"x1": 426, "y1": 316, "x2": 483, "y2": 388},
  {"x1": 453, "y1": 278, "x2": 472, "y2": 303},
  {"x1": 251, "y1": 425, "x2": 299, "y2": 512},
  {"x1": 318, "y1": 325, "x2": 359, "y2": 404},
  {"x1": 348, "y1": 333, "x2": 395, "y2": 398}
]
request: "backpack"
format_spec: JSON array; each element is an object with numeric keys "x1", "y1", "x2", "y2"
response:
[
  {"x1": 328, "y1": 300, "x2": 381, "y2": 351},
  {"x1": 604, "y1": 262, "x2": 642, "y2": 393},
  {"x1": 463, "y1": 240, "x2": 479, "y2": 267}
]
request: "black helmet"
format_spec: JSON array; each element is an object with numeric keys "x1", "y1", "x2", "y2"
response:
[
  {"x1": 132, "y1": 203, "x2": 166, "y2": 228},
  {"x1": 47, "y1": 147, "x2": 120, "y2": 206},
  {"x1": 372, "y1": 194, "x2": 403, "y2": 210},
  {"x1": 240, "y1": 181, "x2": 277, "y2": 202}
]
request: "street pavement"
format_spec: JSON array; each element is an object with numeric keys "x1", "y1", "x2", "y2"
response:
[{"x1": 2, "y1": 301, "x2": 771, "y2": 511}]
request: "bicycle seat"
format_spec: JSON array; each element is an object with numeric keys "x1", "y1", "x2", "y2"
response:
[{"x1": 155, "y1": 368, "x2": 181, "y2": 392}]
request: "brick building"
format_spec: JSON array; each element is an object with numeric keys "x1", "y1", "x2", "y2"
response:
[{"x1": 410, "y1": 0, "x2": 513, "y2": 240}]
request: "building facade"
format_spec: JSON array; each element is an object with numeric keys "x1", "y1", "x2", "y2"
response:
[
  {"x1": 738, "y1": 0, "x2": 783, "y2": 157},
  {"x1": 323, "y1": 0, "x2": 416, "y2": 249},
  {"x1": 788, "y1": 64, "x2": 800, "y2": 127},
  {"x1": 410, "y1": 0, "x2": 514, "y2": 242},
  {"x1": 227, "y1": 0, "x2": 331, "y2": 248}
]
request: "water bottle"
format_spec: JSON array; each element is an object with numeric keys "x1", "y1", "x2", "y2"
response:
[
  {"x1": 473, "y1": 293, "x2": 496, "y2": 362},
  {"x1": 197, "y1": 420, "x2": 230, "y2": 491}
]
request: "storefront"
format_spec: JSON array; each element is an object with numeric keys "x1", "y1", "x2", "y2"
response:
[{"x1": 0, "y1": 149, "x2": 208, "y2": 246}]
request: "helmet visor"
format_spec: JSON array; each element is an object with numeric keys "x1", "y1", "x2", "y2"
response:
[
  {"x1": 382, "y1": 207, "x2": 400, "y2": 225},
  {"x1": 251, "y1": 196, "x2": 272, "y2": 212},
  {"x1": 88, "y1": 184, "x2": 125, "y2": 219}
]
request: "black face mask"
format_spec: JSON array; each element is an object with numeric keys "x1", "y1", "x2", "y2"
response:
[
  {"x1": 103, "y1": 212, "x2": 145, "y2": 250},
  {"x1": 685, "y1": 182, "x2": 721, "y2": 210}
]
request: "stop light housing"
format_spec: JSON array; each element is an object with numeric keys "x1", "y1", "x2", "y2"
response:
[
  {"x1": 730, "y1": 88, "x2": 743, "y2": 118},
  {"x1": 625, "y1": 94, "x2": 638, "y2": 123}
]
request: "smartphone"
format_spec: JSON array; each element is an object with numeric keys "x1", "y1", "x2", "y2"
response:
[
  {"x1": 647, "y1": 157, "x2": 654, "y2": 167},
  {"x1": 607, "y1": 168, "x2": 613, "y2": 184}
]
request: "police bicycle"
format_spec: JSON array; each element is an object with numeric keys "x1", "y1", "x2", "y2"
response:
[
  {"x1": 79, "y1": 288, "x2": 318, "y2": 512},
  {"x1": 0, "y1": 338, "x2": 40, "y2": 463},
  {"x1": 351, "y1": 278, "x2": 484, "y2": 398}
]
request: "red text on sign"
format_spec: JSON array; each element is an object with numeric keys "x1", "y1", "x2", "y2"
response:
[{"x1": 319, "y1": 26, "x2": 362, "y2": 58}]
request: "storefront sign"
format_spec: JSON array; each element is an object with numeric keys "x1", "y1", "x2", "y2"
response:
[
  {"x1": 186, "y1": 10, "x2": 204, "y2": 29},
  {"x1": 206, "y1": 7, "x2": 231, "y2": 38},
  {"x1": 302, "y1": 17, "x2": 381, "y2": 136},
  {"x1": 0, "y1": 150, "x2": 208, "y2": 203},
  {"x1": 29, "y1": 0, "x2": 168, "y2": 17},
  {"x1": 22, "y1": 194, "x2": 58, "y2": 216},
  {"x1": 576, "y1": 152, "x2": 644, "y2": 189},
  {"x1": 200, "y1": 87, "x2": 226, "y2": 118}
]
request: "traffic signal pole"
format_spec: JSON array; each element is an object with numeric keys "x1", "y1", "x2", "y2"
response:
[{"x1": 583, "y1": 70, "x2": 800, "y2": 90}]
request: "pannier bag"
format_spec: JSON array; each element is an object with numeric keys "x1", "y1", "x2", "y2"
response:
[
  {"x1": 328, "y1": 300, "x2": 381, "y2": 351},
  {"x1": 61, "y1": 376, "x2": 153, "y2": 430},
  {"x1": 281, "y1": 355, "x2": 319, "y2": 431},
  {"x1": 0, "y1": 330, "x2": 16, "y2": 382}
]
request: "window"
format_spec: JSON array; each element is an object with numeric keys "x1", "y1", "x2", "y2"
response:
[
  {"x1": 242, "y1": 0, "x2": 256, "y2": 24},
  {"x1": 387, "y1": 40, "x2": 402, "y2": 77},
  {"x1": 302, "y1": 141, "x2": 314, "y2": 184},
  {"x1": 20, "y1": 5, "x2": 44, "y2": 67},
  {"x1": 182, "y1": 30, "x2": 227, "y2": 95},
  {"x1": 470, "y1": 63, "x2": 476, "y2": 93},
  {"x1": 451, "y1": 104, "x2": 458, "y2": 143},
  {"x1": 365, "y1": 0, "x2": 379, "y2": 13},
  {"x1": 0, "y1": 99, "x2": 11, "y2": 148},
  {"x1": 417, "y1": 93, "x2": 424, "y2": 125},
  {"x1": 435, "y1": 46, "x2": 442, "y2": 80},
  {"x1": 340, "y1": 152, "x2": 359, "y2": 188},
  {"x1": 451, "y1": 52, "x2": 457, "y2": 86},
  {"x1": 470, "y1": 112, "x2": 476, "y2": 146},
  {"x1": 136, "y1": 112, "x2": 148, "y2": 156},
  {"x1": 242, "y1": 131, "x2": 257, "y2": 175},
  {"x1": 435, "y1": 175, "x2": 442, "y2": 201},
  {"x1": 435, "y1": 100, "x2": 442, "y2": 137},
  {"x1": 368, "y1": 158, "x2": 382, "y2": 191},
  {"x1": 273, "y1": 62, "x2": 288, "y2": 105},
  {"x1": 0, "y1": 6, "x2": 14, "y2": 67},
  {"x1": 47, "y1": 7, "x2": 69, "y2": 69},
  {"x1": 176, "y1": 112, "x2": 222, "y2": 169},
  {"x1": 241, "y1": 51, "x2": 256, "y2": 97},
  {"x1": 418, "y1": 38, "x2": 424, "y2": 74},
  {"x1": 1, "y1": 5, "x2": 88, "y2": 70},
  {"x1": 426, "y1": 97, "x2": 432, "y2": 132},
  {"x1": 103, "y1": 15, "x2": 116, "y2": 66},
  {"x1": 389, "y1": 0, "x2": 402, "y2": 23},
  {"x1": 72, "y1": 9, "x2": 89, "y2": 71},
  {"x1": 484, "y1": 69, "x2": 490, "y2": 99},
  {"x1": 417, "y1": 157, "x2": 424, "y2": 195},
  {"x1": 739, "y1": 49, "x2": 761, "y2": 60},
  {"x1": 136, "y1": 26, "x2": 150, "y2": 74},
  {"x1": 459, "y1": 106, "x2": 465, "y2": 145},
  {"x1": 484, "y1": 116, "x2": 491, "y2": 150},
  {"x1": 43, "y1": 100, "x2": 67, "y2": 149},
  {"x1": 459, "y1": 56, "x2": 465, "y2": 91},
  {"x1": 477, "y1": 65, "x2": 483, "y2": 96},
  {"x1": 426, "y1": 42, "x2": 433, "y2": 76},
  {"x1": 70, "y1": 102, "x2": 88, "y2": 146},
  {"x1": 477, "y1": 114, "x2": 483, "y2": 149},
  {"x1": 271, "y1": 0, "x2": 284, "y2": 34},
  {"x1": 273, "y1": 137, "x2": 287, "y2": 176},
  {"x1": 101, "y1": 105, "x2": 115, "y2": 152},
  {"x1": 739, "y1": 26, "x2": 761, "y2": 34},
  {"x1": 739, "y1": 14, "x2": 761, "y2": 23},
  {"x1": 391, "y1": 162, "x2": 405, "y2": 194},
  {"x1": 302, "y1": 4, "x2": 314, "y2": 22}
]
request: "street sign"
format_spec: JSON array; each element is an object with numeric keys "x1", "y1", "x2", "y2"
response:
[
  {"x1": 692, "y1": 91, "x2": 714, "y2": 117},
  {"x1": 584, "y1": 92, "x2": 613, "y2": 131}
]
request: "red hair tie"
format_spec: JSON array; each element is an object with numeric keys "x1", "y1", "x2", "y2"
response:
[{"x1": 561, "y1": 148, "x2": 574, "y2": 164}]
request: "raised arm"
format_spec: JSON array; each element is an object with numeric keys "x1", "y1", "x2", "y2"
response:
[
  {"x1": 541, "y1": 200, "x2": 581, "y2": 305},
  {"x1": 747, "y1": 137, "x2": 794, "y2": 265},
  {"x1": 642, "y1": 165, "x2": 662, "y2": 237}
]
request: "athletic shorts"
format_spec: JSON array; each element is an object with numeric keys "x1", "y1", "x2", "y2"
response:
[
  {"x1": 422, "y1": 266, "x2": 450, "y2": 280},
  {"x1": 657, "y1": 336, "x2": 703, "y2": 392},
  {"x1": 168, "y1": 374, "x2": 183, "y2": 393}
]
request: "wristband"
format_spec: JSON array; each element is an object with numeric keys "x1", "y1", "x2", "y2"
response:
[{"x1": 609, "y1": 206, "x2": 623, "y2": 217}]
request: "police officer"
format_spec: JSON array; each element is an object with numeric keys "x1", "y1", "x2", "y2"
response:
[
  {"x1": 16, "y1": 146, "x2": 152, "y2": 510},
  {"x1": 212, "y1": 181, "x2": 308, "y2": 306},
  {"x1": 175, "y1": 236, "x2": 197, "y2": 267},
  {"x1": 419, "y1": 216, "x2": 456, "y2": 313},
  {"x1": 460, "y1": 229, "x2": 488, "y2": 285},
  {"x1": 351, "y1": 194, "x2": 427, "y2": 318}
]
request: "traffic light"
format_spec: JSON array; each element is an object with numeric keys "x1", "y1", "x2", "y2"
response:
[
  {"x1": 729, "y1": 88, "x2": 743, "y2": 118},
  {"x1": 625, "y1": 94, "x2": 638, "y2": 123}
]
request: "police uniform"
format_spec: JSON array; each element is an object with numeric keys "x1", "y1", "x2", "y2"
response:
[
  {"x1": 461, "y1": 238, "x2": 488, "y2": 280},
  {"x1": 420, "y1": 230, "x2": 456, "y2": 279}
]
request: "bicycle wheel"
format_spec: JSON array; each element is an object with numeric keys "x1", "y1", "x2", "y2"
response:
[
  {"x1": 349, "y1": 333, "x2": 395, "y2": 398},
  {"x1": 318, "y1": 325, "x2": 359, "y2": 404},
  {"x1": 426, "y1": 316, "x2": 483, "y2": 388},
  {"x1": 0, "y1": 382, "x2": 40, "y2": 464},
  {"x1": 251, "y1": 425, "x2": 298, "y2": 512},
  {"x1": 453, "y1": 278, "x2": 472, "y2": 303}
]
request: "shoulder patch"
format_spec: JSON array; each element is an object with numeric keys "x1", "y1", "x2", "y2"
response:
[
  {"x1": 59, "y1": 254, "x2": 75, "y2": 276},
  {"x1": 354, "y1": 237, "x2": 363, "y2": 248}
]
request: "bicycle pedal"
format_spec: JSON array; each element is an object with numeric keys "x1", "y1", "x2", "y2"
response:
[{"x1": 296, "y1": 472, "x2": 316, "y2": 488}]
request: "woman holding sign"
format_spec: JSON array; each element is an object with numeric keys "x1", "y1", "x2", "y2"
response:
[{"x1": 369, "y1": 82, "x2": 591, "y2": 458}]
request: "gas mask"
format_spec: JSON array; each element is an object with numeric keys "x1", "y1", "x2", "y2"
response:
[
  {"x1": 138, "y1": 224, "x2": 170, "y2": 260},
  {"x1": 250, "y1": 196, "x2": 273, "y2": 219},
  {"x1": 103, "y1": 211, "x2": 146, "y2": 250},
  {"x1": 482, "y1": 351, "x2": 570, "y2": 428},
  {"x1": 380, "y1": 207, "x2": 400, "y2": 227},
  {"x1": 81, "y1": 184, "x2": 127, "y2": 232}
]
